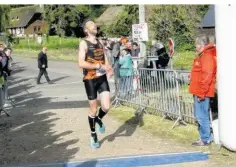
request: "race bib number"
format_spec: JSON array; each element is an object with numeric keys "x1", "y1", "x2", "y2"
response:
[{"x1": 96, "y1": 68, "x2": 106, "y2": 77}]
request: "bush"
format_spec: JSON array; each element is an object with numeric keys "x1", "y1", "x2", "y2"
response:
[
  {"x1": 173, "y1": 51, "x2": 195, "y2": 70},
  {"x1": 176, "y1": 43, "x2": 195, "y2": 52}
]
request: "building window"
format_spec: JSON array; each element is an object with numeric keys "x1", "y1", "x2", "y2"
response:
[
  {"x1": 38, "y1": 26, "x2": 41, "y2": 32},
  {"x1": 16, "y1": 16, "x2": 19, "y2": 20},
  {"x1": 16, "y1": 28, "x2": 20, "y2": 35},
  {"x1": 34, "y1": 26, "x2": 37, "y2": 32}
]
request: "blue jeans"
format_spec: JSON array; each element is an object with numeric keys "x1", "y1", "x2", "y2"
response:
[
  {"x1": 120, "y1": 76, "x2": 132, "y2": 95},
  {"x1": 194, "y1": 96, "x2": 212, "y2": 142}
]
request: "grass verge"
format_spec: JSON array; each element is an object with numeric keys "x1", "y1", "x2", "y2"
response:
[
  {"x1": 14, "y1": 36, "x2": 80, "y2": 50},
  {"x1": 110, "y1": 105, "x2": 236, "y2": 166},
  {"x1": 13, "y1": 49, "x2": 195, "y2": 70},
  {"x1": 13, "y1": 49, "x2": 78, "y2": 62}
]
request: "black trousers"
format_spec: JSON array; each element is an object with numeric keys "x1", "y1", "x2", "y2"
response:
[{"x1": 37, "y1": 68, "x2": 50, "y2": 83}]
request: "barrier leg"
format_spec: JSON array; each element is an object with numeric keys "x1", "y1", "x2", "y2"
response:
[
  {"x1": 0, "y1": 87, "x2": 10, "y2": 117},
  {"x1": 171, "y1": 71, "x2": 187, "y2": 129}
]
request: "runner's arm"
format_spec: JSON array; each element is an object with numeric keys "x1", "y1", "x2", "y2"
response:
[{"x1": 78, "y1": 40, "x2": 100, "y2": 70}]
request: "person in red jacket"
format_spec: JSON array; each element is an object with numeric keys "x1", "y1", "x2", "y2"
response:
[{"x1": 189, "y1": 35, "x2": 217, "y2": 146}]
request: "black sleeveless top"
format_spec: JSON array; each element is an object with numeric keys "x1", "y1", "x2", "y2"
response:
[{"x1": 83, "y1": 39, "x2": 105, "y2": 80}]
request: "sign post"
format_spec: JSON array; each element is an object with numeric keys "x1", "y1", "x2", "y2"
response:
[
  {"x1": 132, "y1": 23, "x2": 148, "y2": 69},
  {"x1": 168, "y1": 38, "x2": 175, "y2": 69},
  {"x1": 138, "y1": 5, "x2": 147, "y2": 61},
  {"x1": 132, "y1": 23, "x2": 149, "y2": 42}
]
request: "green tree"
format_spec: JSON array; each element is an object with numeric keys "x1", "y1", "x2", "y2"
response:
[
  {"x1": 101, "y1": 5, "x2": 139, "y2": 37},
  {"x1": 0, "y1": 5, "x2": 11, "y2": 32},
  {"x1": 10, "y1": 5, "x2": 33, "y2": 8},
  {"x1": 90, "y1": 5, "x2": 107, "y2": 19},
  {"x1": 43, "y1": 5, "x2": 109, "y2": 37},
  {"x1": 196, "y1": 5, "x2": 209, "y2": 18},
  {"x1": 148, "y1": 5, "x2": 209, "y2": 51},
  {"x1": 100, "y1": 5, "x2": 209, "y2": 50}
]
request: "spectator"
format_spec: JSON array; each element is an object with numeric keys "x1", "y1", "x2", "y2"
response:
[
  {"x1": 125, "y1": 40, "x2": 132, "y2": 50},
  {"x1": 0, "y1": 52, "x2": 5, "y2": 110},
  {"x1": 0, "y1": 45, "x2": 7, "y2": 76},
  {"x1": 112, "y1": 40, "x2": 120, "y2": 63},
  {"x1": 120, "y1": 37, "x2": 128, "y2": 51},
  {"x1": 4, "y1": 47, "x2": 13, "y2": 73},
  {"x1": 119, "y1": 48, "x2": 133, "y2": 97},
  {"x1": 2, "y1": 47, "x2": 12, "y2": 76},
  {"x1": 131, "y1": 42, "x2": 140, "y2": 57},
  {"x1": 112, "y1": 40, "x2": 121, "y2": 80},
  {"x1": 189, "y1": 35, "x2": 217, "y2": 146},
  {"x1": 37, "y1": 46, "x2": 51, "y2": 84},
  {"x1": 104, "y1": 40, "x2": 113, "y2": 66},
  {"x1": 0, "y1": 52, "x2": 4, "y2": 79},
  {"x1": 149, "y1": 40, "x2": 169, "y2": 69},
  {"x1": 0, "y1": 44, "x2": 5, "y2": 52},
  {"x1": 150, "y1": 40, "x2": 164, "y2": 56},
  {"x1": 2, "y1": 47, "x2": 12, "y2": 107}
]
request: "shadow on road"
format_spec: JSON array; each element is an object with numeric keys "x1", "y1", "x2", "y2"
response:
[
  {"x1": 99, "y1": 112, "x2": 144, "y2": 146},
  {"x1": 10, "y1": 66, "x2": 26, "y2": 76},
  {"x1": 50, "y1": 76, "x2": 69, "y2": 83},
  {"x1": 0, "y1": 62, "x2": 87, "y2": 166}
]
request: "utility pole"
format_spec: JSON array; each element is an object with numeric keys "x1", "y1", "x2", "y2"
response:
[
  {"x1": 59, "y1": 16, "x2": 62, "y2": 45},
  {"x1": 139, "y1": 4, "x2": 146, "y2": 60},
  {"x1": 39, "y1": 4, "x2": 44, "y2": 10},
  {"x1": 40, "y1": 4, "x2": 44, "y2": 44}
]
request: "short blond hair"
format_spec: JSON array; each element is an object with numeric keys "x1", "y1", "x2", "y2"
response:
[
  {"x1": 42, "y1": 46, "x2": 47, "y2": 50},
  {"x1": 83, "y1": 20, "x2": 94, "y2": 36}
]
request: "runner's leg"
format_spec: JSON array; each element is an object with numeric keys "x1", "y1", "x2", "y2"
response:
[
  {"x1": 84, "y1": 79, "x2": 100, "y2": 148},
  {"x1": 96, "y1": 75, "x2": 110, "y2": 134}
]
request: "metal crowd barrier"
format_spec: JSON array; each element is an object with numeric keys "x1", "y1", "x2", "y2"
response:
[
  {"x1": 175, "y1": 70, "x2": 195, "y2": 123},
  {"x1": 0, "y1": 80, "x2": 10, "y2": 117},
  {"x1": 111, "y1": 67, "x2": 195, "y2": 128}
]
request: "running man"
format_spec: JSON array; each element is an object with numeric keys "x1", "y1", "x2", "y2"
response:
[{"x1": 78, "y1": 20, "x2": 113, "y2": 148}]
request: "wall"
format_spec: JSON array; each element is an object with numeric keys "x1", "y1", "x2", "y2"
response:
[
  {"x1": 24, "y1": 20, "x2": 47, "y2": 35},
  {"x1": 8, "y1": 27, "x2": 25, "y2": 37}
]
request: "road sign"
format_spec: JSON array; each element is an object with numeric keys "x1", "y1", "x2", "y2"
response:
[
  {"x1": 168, "y1": 38, "x2": 175, "y2": 57},
  {"x1": 132, "y1": 23, "x2": 148, "y2": 42}
]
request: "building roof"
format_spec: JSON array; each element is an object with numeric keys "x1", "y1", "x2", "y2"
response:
[
  {"x1": 199, "y1": 5, "x2": 215, "y2": 28},
  {"x1": 96, "y1": 6, "x2": 124, "y2": 26},
  {"x1": 9, "y1": 5, "x2": 43, "y2": 28},
  {"x1": 96, "y1": 5, "x2": 153, "y2": 27}
]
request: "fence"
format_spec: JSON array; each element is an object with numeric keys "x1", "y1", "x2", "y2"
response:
[
  {"x1": 111, "y1": 67, "x2": 196, "y2": 128},
  {"x1": 0, "y1": 74, "x2": 10, "y2": 117},
  {"x1": 175, "y1": 70, "x2": 195, "y2": 123}
]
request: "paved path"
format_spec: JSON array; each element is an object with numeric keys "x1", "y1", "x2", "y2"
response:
[{"x1": 0, "y1": 57, "x2": 219, "y2": 167}]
